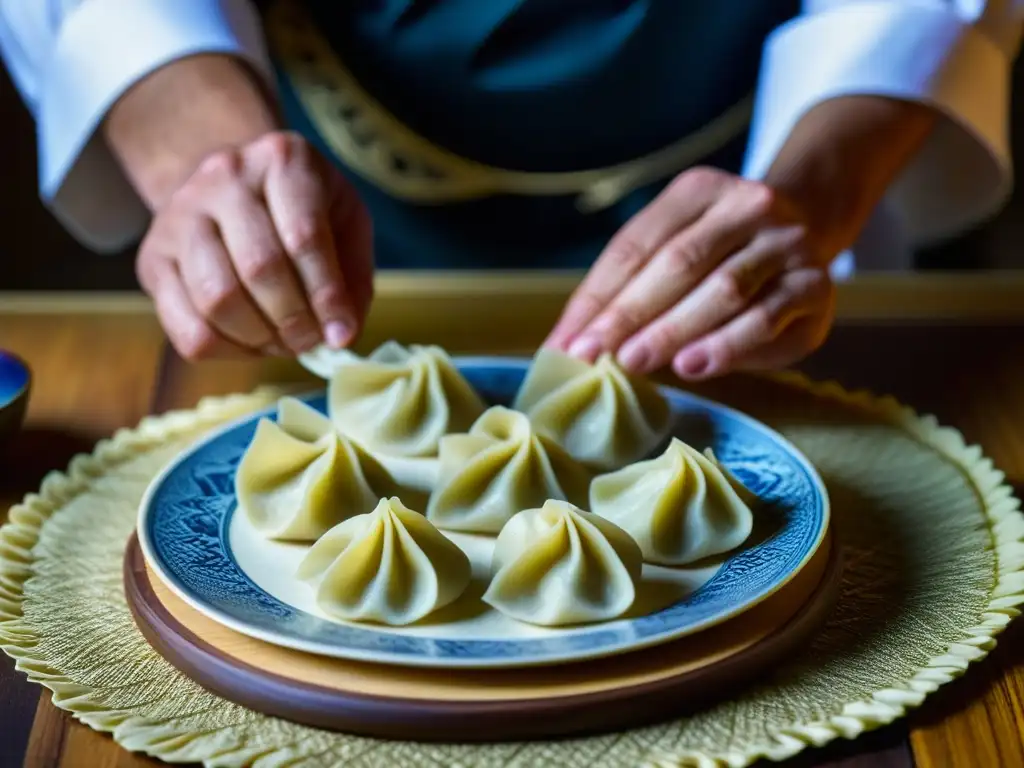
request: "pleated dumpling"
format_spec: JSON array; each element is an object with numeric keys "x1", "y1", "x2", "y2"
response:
[
  {"x1": 703, "y1": 447, "x2": 760, "y2": 509},
  {"x1": 296, "y1": 496, "x2": 472, "y2": 626},
  {"x1": 235, "y1": 397, "x2": 395, "y2": 541},
  {"x1": 303, "y1": 341, "x2": 486, "y2": 457},
  {"x1": 482, "y1": 500, "x2": 643, "y2": 626},
  {"x1": 426, "y1": 406, "x2": 591, "y2": 534},
  {"x1": 589, "y1": 438, "x2": 754, "y2": 566},
  {"x1": 512, "y1": 348, "x2": 671, "y2": 470}
]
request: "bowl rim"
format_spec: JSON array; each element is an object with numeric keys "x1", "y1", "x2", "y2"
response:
[{"x1": 0, "y1": 349, "x2": 32, "y2": 410}]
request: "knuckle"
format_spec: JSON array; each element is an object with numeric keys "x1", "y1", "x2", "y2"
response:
[
  {"x1": 166, "y1": 180, "x2": 202, "y2": 211},
  {"x1": 599, "y1": 303, "x2": 646, "y2": 336},
  {"x1": 673, "y1": 166, "x2": 721, "y2": 193},
  {"x1": 804, "y1": 267, "x2": 832, "y2": 295},
  {"x1": 134, "y1": 246, "x2": 159, "y2": 291},
  {"x1": 565, "y1": 289, "x2": 605, "y2": 323},
  {"x1": 746, "y1": 305, "x2": 777, "y2": 339},
  {"x1": 663, "y1": 241, "x2": 710, "y2": 278},
  {"x1": 711, "y1": 270, "x2": 747, "y2": 310},
  {"x1": 639, "y1": 322, "x2": 677, "y2": 356},
  {"x1": 740, "y1": 182, "x2": 778, "y2": 218},
  {"x1": 789, "y1": 267, "x2": 832, "y2": 305},
  {"x1": 181, "y1": 216, "x2": 216, "y2": 251},
  {"x1": 198, "y1": 149, "x2": 243, "y2": 180},
  {"x1": 277, "y1": 314, "x2": 321, "y2": 350},
  {"x1": 604, "y1": 237, "x2": 649, "y2": 272},
  {"x1": 175, "y1": 323, "x2": 219, "y2": 361},
  {"x1": 308, "y1": 282, "x2": 346, "y2": 315},
  {"x1": 784, "y1": 222, "x2": 811, "y2": 248},
  {"x1": 257, "y1": 131, "x2": 307, "y2": 165},
  {"x1": 278, "y1": 310, "x2": 314, "y2": 332},
  {"x1": 192, "y1": 278, "x2": 238, "y2": 318},
  {"x1": 238, "y1": 249, "x2": 287, "y2": 284},
  {"x1": 261, "y1": 132, "x2": 294, "y2": 162},
  {"x1": 279, "y1": 218, "x2": 322, "y2": 256},
  {"x1": 778, "y1": 225, "x2": 814, "y2": 264}
]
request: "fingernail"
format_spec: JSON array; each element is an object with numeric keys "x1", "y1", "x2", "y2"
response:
[
  {"x1": 568, "y1": 336, "x2": 602, "y2": 361},
  {"x1": 617, "y1": 342, "x2": 650, "y2": 373},
  {"x1": 324, "y1": 321, "x2": 353, "y2": 349},
  {"x1": 674, "y1": 348, "x2": 710, "y2": 378}
]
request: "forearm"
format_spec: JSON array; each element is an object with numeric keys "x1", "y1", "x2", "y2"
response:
[
  {"x1": 764, "y1": 95, "x2": 937, "y2": 258},
  {"x1": 103, "y1": 53, "x2": 281, "y2": 211}
]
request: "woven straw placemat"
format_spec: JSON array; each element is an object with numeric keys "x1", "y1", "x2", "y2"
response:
[{"x1": 0, "y1": 372, "x2": 1021, "y2": 768}]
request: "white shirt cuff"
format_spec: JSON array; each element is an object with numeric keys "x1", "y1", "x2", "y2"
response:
[
  {"x1": 38, "y1": 0, "x2": 272, "y2": 253},
  {"x1": 744, "y1": 1, "x2": 1014, "y2": 247}
]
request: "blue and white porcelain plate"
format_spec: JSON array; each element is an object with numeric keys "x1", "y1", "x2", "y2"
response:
[{"x1": 138, "y1": 357, "x2": 829, "y2": 669}]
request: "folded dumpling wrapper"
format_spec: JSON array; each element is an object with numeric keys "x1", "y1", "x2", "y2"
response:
[
  {"x1": 512, "y1": 348, "x2": 671, "y2": 471},
  {"x1": 703, "y1": 447, "x2": 760, "y2": 509},
  {"x1": 297, "y1": 496, "x2": 472, "y2": 626},
  {"x1": 590, "y1": 438, "x2": 755, "y2": 566},
  {"x1": 301, "y1": 341, "x2": 486, "y2": 457},
  {"x1": 426, "y1": 406, "x2": 592, "y2": 534},
  {"x1": 235, "y1": 397, "x2": 397, "y2": 541},
  {"x1": 482, "y1": 500, "x2": 643, "y2": 627}
]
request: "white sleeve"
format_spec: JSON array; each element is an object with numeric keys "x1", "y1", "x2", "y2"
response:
[
  {"x1": 0, "y1": 0, "x2": 273, "y2": 253},
  {"x1": 743, "y1": 0, "x2": 1024, "y2": 246}
]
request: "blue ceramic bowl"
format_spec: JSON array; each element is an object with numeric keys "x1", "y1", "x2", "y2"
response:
[{"x1": 0, "y1": 351, "x2": 31, "y2": 440}]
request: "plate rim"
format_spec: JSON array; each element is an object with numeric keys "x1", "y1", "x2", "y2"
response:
[
  {"x1": 125, "y1": 531, "x2": 841, "y2": 740},
  {"x1": 138, "y1": 356, "x2": 831, "y2": 669}
]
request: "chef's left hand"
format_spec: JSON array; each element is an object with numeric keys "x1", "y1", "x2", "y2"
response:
[{"x1": 545, "y1": 167, "x2": 836, "y2": 380}]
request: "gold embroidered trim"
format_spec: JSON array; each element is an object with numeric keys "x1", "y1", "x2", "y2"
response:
[{"x1": 266, "y1": 0, "x2": 753, "y2": 211}]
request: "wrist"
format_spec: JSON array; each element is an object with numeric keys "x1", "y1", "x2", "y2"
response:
[
  {"x1": 103, "y1": 53, "x2": 282, "y2": 210},
  {"x1": 764, "y1": 95, "x2": 937, "y2": 259}
]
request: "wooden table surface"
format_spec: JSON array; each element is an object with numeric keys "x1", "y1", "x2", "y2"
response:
[{"x1": 1, "y1": 306, "x2": 1022, "y2": 768}]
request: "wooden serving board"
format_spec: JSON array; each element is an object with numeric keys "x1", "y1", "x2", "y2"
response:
[{"x1": 125, "y1": 530, "x2": 841, "y2": 741}]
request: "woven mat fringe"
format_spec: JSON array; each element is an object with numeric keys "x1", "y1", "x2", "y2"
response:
[{"x1": 0, "y1": 374, "x2": 1021, "y2": 768}]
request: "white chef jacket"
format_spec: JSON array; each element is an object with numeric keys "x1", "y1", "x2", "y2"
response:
[{"x1": 0, "y1": 0, "x2": 1021, "y2": 278}]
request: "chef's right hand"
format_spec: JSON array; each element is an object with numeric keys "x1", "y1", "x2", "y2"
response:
[{"x1": 135, "y1": 131, "x2": 374, "y2": 360}]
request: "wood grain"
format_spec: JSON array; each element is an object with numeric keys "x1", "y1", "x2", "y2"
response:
[
  {"x1": 151, "y1": 347, "x2": 317, "y2": 415},
  {"x1": 124, "y1": 534, "x2": 837, "y2": 739},
  {"x1": 0, "y1": 313, "x2": 165, "y2": 768},
  {"x1": 795, "y1": 324, "x2": 1024, "y2": 768},
  {"x1": 778, "y1": 724, "x2": 914, "y2": 768},
  {"x1": 10, "y1": 273, "x2": 1024, "y2": 347},
  {"x1": 2, "y1": 311, "x2": 1024, "y2": 767},
  {"x1": 903, "y1": 329, "x2": 1024, "y2": 768}
]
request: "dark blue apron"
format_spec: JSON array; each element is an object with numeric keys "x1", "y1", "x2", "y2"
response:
[{"x1": 268, "y1": 0, "x2": 800, "y2": 269}]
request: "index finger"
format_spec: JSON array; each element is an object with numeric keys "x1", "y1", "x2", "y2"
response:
[
  {"x1": 568, "y1": 196, "x2": 760, "y2": 363},
  {"x1": 263, "y1": 144, "x2": 358, "y2": 349},
  {"x1": 544, "y1": 169, "x2": 725, "y2": 355}
]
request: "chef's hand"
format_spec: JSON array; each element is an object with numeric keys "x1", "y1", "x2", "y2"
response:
[
  {"x1": 546, "y1": 96, "x2": 940, "y2": 380},
  {"x1": 136, "y1": 131, "x2": 373, "y2": 360},
  {"x1": 546, "y1": 167, "x2": 835, "y2": 379}
]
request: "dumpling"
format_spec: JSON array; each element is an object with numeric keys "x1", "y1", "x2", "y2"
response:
[
  {"x1": 589, "y1": 438, "x2": 754, "y2": 566},
  {"x1": 512, "y1": 348, "x2": 671, "y2": 470},
  {"x1": 303, "y1": 341, "x2": 486, "y2": 457},
  {"x1": 703, "y1": 447, "x2": 760, "y2": 508},
  {"x1": 296, "y1": 496, "x2": 472, "y2": 626},
  {"x1": 426, "y1": 406, "x2": 591, "y2": 534},
  {"x1": 482, "y1": 500, "x2": 643, "y2": 626},
  {"x1": 235, "y1": 397, "x2": 396, "y2": 540}
]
